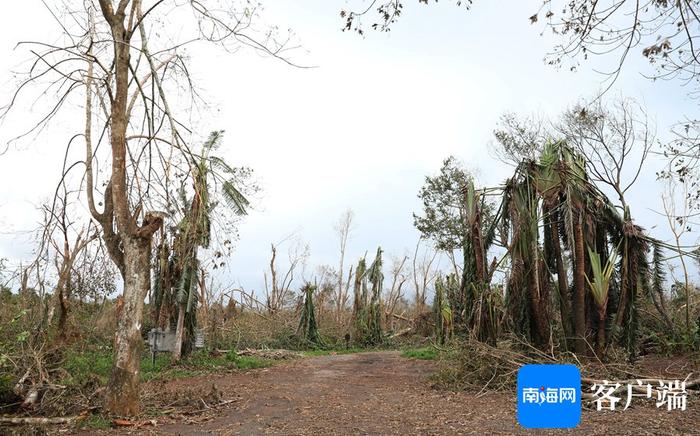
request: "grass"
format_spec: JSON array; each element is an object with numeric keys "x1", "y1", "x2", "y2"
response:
[
  {"x1": 63, "y1": 348, "x2": 274, "y2": 386},
  {"x1": 301, "y1": 347, "x2": 364, "y2": 357},
  {"x1": 402, "y1": 346, "x2": 439, "y2": 360},
  {"x1": 78, "y1": 414, "x2": 112, "y2": 430}
]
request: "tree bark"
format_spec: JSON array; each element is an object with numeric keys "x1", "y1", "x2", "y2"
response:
[
  {"x1": 172, "y1": 302, "x2": 186, "y2": 362},
  {"x1": 596, "y1": 306, "x2": 607, "y2": 357},
  {"x1": 528, "y1": 254, "x2": 550, "y2": 347},
  {"x1": 615, "y1": 237, "x2": 629, "y2": 328},
  {"x1": 105, "y1": 235, "x2": 151, "y2": 416},
  {"x1": 549, "y1": 207, "x2": 574, "y2": 347},
  {"x1": 572, "y1": 213, "x2": 587, "y2": 355}
]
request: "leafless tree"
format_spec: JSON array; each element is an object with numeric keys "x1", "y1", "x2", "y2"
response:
[
  {"x1": 264, "y1": 240, "x2": 309, "y2": 314},
  {"x1": 558, "y1": 96, "x2": 654, "y2": 212},
  {"x1": 536, "y1": 1, "x2": 700, "y2": 93},
  {"x1": 334, "y1": 209, "x2": 355, "y2": 321},
  {"x1": 3, "y1": 0, "x2": 301, "y2": 415},
  {"x1": 412, "y1": 238, "x2": 439, "y2": 313},
  {"x1": 662, "y1": 171, "x2": 695, "y2": 334},
  {"x1": 384, "y1": 254, "x2": 408, "y2": 329},
  {"x1": 43, "y1": 191, "x2": 97, "y2": 337}
]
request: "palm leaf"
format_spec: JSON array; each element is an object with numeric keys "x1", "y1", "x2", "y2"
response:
[
  {"x1": 586, "y1": 246, "x2": 618, "y2": 308},
  {"x1": 222, "y1": 180, "x2": 250, "y2": 215}
]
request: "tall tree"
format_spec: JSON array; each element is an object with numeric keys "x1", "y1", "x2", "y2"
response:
[{"x1": 5, "y1": 0, "x2": 297, "y2": 415}]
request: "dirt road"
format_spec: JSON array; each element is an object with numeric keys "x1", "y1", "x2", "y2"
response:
[{"x1": 110, "y1": 351, "x2": 697, "y2": 435}]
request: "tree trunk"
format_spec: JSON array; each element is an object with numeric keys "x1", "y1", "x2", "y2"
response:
[
  {"x1": 572, "y1": 214, "x2": 587, "y2": 355},
  {"x1": 198, "y1": 269, "x2": 209, "y2": 331},
  {"x1": 596, "y1": 306, "x2": 606, "y2": 357},
  {"x1": 57, "y1": 284, "x2": 68, "y2": 338},
  {"x1": 549, "y1": 207, "x2": 574, "y2": 348},
  {"x1": 172, "y1": 302, "x2": 186, "y2": 362},
  {"x1": 528, "y1": 255, "x2": 550, "y2": 347},
  {"x1": 615, "y1": 238, "x2": 629, "y2": 328},
  {"x1": 105, "y1": 236, "x2": 151, "y2": 416}
]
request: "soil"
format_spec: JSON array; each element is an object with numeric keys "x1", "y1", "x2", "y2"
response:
[{"x1": 18, "y1": 351, "x2": 700, "y2": 435}]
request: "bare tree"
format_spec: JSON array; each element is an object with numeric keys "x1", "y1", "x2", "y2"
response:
[
  {"x1": 385, "y1": 254, "x2": 408, "y2": 329},
  {"x1": 558, "y1": 96, "x2": 654, "y2": 212},
  {"x1": 334, "y1": 209, "x2": 355, "y2": 322},
  {"x1": 264, "y1": 240, "x2": 309, "y2": 314},
  {"x1": 662, "y1": 172, "x2": 695, "y2": 335},
  {"x1": 43, "y1": 192, "x2": 97, "y2": 337},
  {"x1": 412, "y1": 238, "x2": 439, "y2": 313},
  {"x1": 4, "y1": 0, "x2": 300, "y2": 415}
]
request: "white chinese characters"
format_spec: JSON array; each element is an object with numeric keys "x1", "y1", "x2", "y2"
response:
[
  {"x1": 589, "y1": 379, "x2": 688, "y2": 411},
  {"x1": 522, "y1": 387, "x2": 577, "y2": 405}
]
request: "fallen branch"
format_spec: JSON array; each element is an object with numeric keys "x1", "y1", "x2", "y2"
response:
[
  {"x1": 215, "y1": 348, "x2": 302, "y2": 360},
  {"x1": 389, "y1": 327, "x2": 413, "y2": 339},
  {"x1": 385, "y1": 311, "x2": 414, "y2": 323},
  {"x1": 0, "y1": 416, "x2": 84, "y2": 425},
  {"x1": 113, "y1": 418, "x2": 157, "y2": 427}
]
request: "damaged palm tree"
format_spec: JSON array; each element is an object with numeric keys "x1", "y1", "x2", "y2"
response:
[
  {"x1": 434, "y1": 276, "x2": 453, "y2": 345},
  {"x1": 297, "y1": 282, "x2": 324, "y2": 348},
  {"x1": 365, "y1": 247, "x2": 385, "y2": 345},
  {"x1": 352, "y1": 248, "x2": 384, "y2": 346},
  {"x1": 351, "y1": 257, "x2": 368, "y2": 343},
  {"x1": 498, "y1": 141, "x2": 663, "y2": 357},
  {"x1": 152, "y1": 131, "x2": 250, "y2": 361}
]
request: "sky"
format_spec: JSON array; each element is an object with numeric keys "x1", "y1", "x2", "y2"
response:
[{"x1": 0, "y1": 1, "x2": 697, "y2": 295}]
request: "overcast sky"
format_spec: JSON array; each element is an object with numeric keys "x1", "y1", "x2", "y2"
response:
[{"x1": 0, "y1": 1, "x2": 697, "y2": 294}]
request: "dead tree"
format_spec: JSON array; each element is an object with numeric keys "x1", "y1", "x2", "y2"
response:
[
  {"x1": 334, "y1": 209, "x2": 355, "y2": 322},
  {"x1": 385, "y1": 255, "x2": 408, "y2": 329},
  {"x1": 264, "y1": 241, "x2": 309, "y2": 314},
  {"x1": 412, "y1": 238, "x2": 439, "y2": 314},
  {"x1": 43, "y1": 193, "x2": 97, "y2": 338}
]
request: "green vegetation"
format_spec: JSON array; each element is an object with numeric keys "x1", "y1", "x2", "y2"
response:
[
  {"x1": 301, "y1": 348, "x2": 364, "y2": 357},
  {"x1": 297, "y1": 282, "x2": 324, "y2": 348},
  {"x1": 402, "y1": 346, "x2": 439, "y2": 361},
  {"x1": 351, "y1": 248, "x2": 385, "y2": 346},
  {"x1": 62, "y1": 347, "x2": 273, "y2": 387},
  {"x1": 78, "y1": 414, "x2": 112, "y2": 430}
]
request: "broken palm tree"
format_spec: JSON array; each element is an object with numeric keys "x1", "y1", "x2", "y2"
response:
[
  {"x1": 152, "y1": 131, "x2": 250, "y2": 361},
  {"x1": 297, "y1": 282, "x2": 324, "y2": 348}
]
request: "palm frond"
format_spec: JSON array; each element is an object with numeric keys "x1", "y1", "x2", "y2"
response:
[{"x1": 222, "y1": 180, "x2": 250, "y2": 215}]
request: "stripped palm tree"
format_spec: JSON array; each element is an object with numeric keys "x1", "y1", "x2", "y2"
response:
[
  {"x1": 152, "y1": 131, "x2": 250, "y2": 361},
  {"x1": 499, "y1": 140, "x2": 669, "y2": 358},
  {"x1": 351, "y1": 256, "x2": 371, "y2": 345},
  {"x1": 365, "y1": 247, "x2": 384, "y2": 345},
  {"x1": 298, "y1": 282, "x2": 324, "y2": 348}
]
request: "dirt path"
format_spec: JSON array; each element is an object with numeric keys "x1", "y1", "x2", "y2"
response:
[{"x1": 109, "y1": 352, "x2": 697, "y2": 435}]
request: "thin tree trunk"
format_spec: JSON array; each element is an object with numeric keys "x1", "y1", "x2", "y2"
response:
[
  {"x1": 199, "y1": 269, "x2": 209, "y2": 331},
  {"x1": 615, "y1": 238, "x2": 629, "y2": 328},
  {"x1": 572, "y1": 214, "x2": 587, "y2": 355},
  {"x1": 172, "y1": 303, "x2": 186, "y2": 362},
  {"x1": 596, "y1": 306, "x2": 606, "y2": 357},
  {"x1": 105, "y1": 236, "x2": 151, "y2": 416}
]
